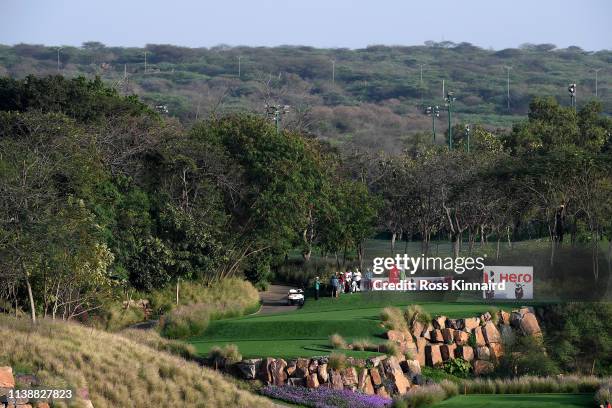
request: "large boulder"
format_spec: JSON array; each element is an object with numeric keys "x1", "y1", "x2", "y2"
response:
[
  {"x1": 317, "y1": 363, "x2": 329, "y2": 383},
  {"x1": 415, "y1": 338, "x2": 427, "y2": 367},
  {"x1": 308, "y1": 359, "x2": 319, "y2": 374},
  {"x1": 411, "y1": 320, "x2": 425, "y2": 338},
  {"x1": 453, "y1": 330, "x2": 470, "y2": 345},
  {"x1": 422, "y1": 323, "x2": 434, "y2": 340},
  {"x1": 472, "y1": 327, "x2": 486, "y2": 347},
  {"x1": 461, "y1": 317, "x2": 480, "y2": 331},
  {"x1": 330, "y1": 370, "x2": 343, "y2": 390},
  {"x1": 387, "y1": 329, "x2": 406, "y2": 342},
  {"x1": 476, "y1": 346, "x2": 491, "y2": 361},
  {"x1": 455, "y1": 345, "x2": 474, "y2": 361},
  {"x1": 286, "y1": 360, "x2": 297, "y2": 377},
  {"x1": 520, "y1": 313, "x2": 542, "y2": 336},
  {"x1": 473, "y1": 360, "x2": 494, "y2": 376},
  {"x1": 236, "y1": 359, "x2": 260, "y2": 380},
  {"x1": 433, "y1": 316, "x2": 447, "y2": 329},
  {"x1": 382, "y1": 356, "x2": 410, "y2": 394},
  {"x1": 370, "y1": 367, "x2": 383, "y2": 387},
  {"x1": 440, "y1": 344, "x2": 457, "y2": 361},
  {"x1": 0, "y1": 367, "x2": 15, "y2": 388},
  {"x1": 376, "y1": 386, "x2": 390, "y2": 398},
  {"x1": 294, "y1": 358, "x2": 310, "y2": 378},
  {"x1": 441, "y1": 328, "x2": 454, "y2": 343},
  {"x1": 430, "y1": 329, "x2": 444, "y2": 343},
  {"x1": 363, "y1": 375, "x2": 375, "y2": 395},
  {"x1": 287, "y1": 378, "x2": 305, "y2": 387},
  {"x1": 401, "y1": 359, "x2": 421, "y2": 378},
  {"x1": 306, "y1": 373, "x2": 319, "y2": 388},
  {"x1": 447, "y1": 319, "x2": 459, "y2": 329},
  {"x1": 341, "y1": 367, "x2": 358, "y2": 387},
  {"x1": 499, "y1": 310, "x2": 511, "y2": 325},
  {"x1": 270, "y1": 359, "x2": 287, "y2": 386},
  {"x1": 482, "y1": 321, "x2": 501, "y2": 344},
  {"x1": 256, "y1": 358, "x2": 274, "y2": 383},
  {"x1": 425, "y1": 345, "x2": 442, "y2": 366},
  {"x1": 489, "y1": 343, "x2": 504, "y2": 360}
]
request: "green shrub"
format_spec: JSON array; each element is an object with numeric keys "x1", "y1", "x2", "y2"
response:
[
  {"x1": 99, "y1": 302, "x2": 146, "y2": 332},
  {"x1": 207, "y1": 344, "x2": 242, "y2": 365},
  {"x1": 487, "y1": 307, "x2": 500, "y2": 325},
  {"x1": 383, "y1": 341, "x2": 401, "y2": 357},
  {"x1": 158, "y1": 303, "x2": 211, "y2": 339},
  {"x1": 441, "y1": 358, "x2": 471, "y2": 378},
  {"x1": 595, "y1": 380, "x2": 612, "y2": 406},
  {"x1": 392, "y1": 383, "x2": 447, "y2": 408}
]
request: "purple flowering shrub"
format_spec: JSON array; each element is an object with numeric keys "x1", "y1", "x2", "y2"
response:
[{"x1": 261, "y1": 385, "x2": 392, "y2": 408}]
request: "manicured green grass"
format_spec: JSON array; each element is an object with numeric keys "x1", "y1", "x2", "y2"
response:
[
  {"x1": 432, "y1": 393, "x2": 593, "y2": 408},
  {"x1": 188, "y1": 291, "x2": 525, "y2": 359}
]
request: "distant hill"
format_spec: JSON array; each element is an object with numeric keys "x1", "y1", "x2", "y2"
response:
[{"x1": 0, "y1": 42, "x2": 609, "y2": 151}]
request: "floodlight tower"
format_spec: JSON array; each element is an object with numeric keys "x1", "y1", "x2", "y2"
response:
[
  {"x1": 568, "y1": 83, "x2": 577, "y2": 109},
  {"x1": 593, "y1": 68, "x2": 602, "y2": 97},
  {"x1": 445, "y1": 91, "x2": 455, "y2": 149},
  {"x1": 265, "y1": 104, "x2": 290, "y2": 134},
  {"x1": 424, "y1": 105, "x2": 440, "y2": 142},
  {"x1": 56, "y1": 47, "x2": 63, "y2": 73},
  {"x1": 465, "y1": 124, "x2": 471, "y2": 153}
]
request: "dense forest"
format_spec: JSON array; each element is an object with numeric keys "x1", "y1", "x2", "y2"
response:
[
  {"x1": 0, "y1": 42, "x2": 609, "y2": 151},
  {"x1": 0, "y1": 75, "x2": 610, "y2": 327}
]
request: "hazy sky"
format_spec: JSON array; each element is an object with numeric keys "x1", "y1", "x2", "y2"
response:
[{"x1": 1, "y1": 0, "x2": 610, "y2": 50}]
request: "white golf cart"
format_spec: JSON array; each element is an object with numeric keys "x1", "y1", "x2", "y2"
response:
[{"x1": 287, "y1": 288, "x2": 305, "y2": 306}]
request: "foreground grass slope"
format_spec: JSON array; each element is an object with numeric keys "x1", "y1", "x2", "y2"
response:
[
  {"x1": 189, "y1": 292, "x2": 513, "y2": 358},
  {"x1": 0, "y1": 316, "x2": 273, "y2": 408}
]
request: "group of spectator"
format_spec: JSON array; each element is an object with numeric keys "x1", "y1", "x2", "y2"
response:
[{"x1": 312, "y1": 268, "x2": 376, "y2": 300}]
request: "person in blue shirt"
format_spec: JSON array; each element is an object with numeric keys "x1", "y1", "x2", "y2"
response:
[
  {"x1": 314, "y1": 276, "x2": 320, "y2": 300},
  {"x1": 330, "y1": 274, "x2": 339, "y2": 298}
]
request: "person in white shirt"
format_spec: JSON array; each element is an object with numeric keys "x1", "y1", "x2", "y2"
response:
[{"x1": 353, "y1": 269, "x2": 362, "y2": 291}]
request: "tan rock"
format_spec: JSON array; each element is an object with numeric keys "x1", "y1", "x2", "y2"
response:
[
  {"x1": 0, "y1": 367, "x2": 15, "y2": 388},
  {"x1": 257, "y1": 357, "x2": 274, "y2": 383},
  {"x1": 376, "y1": 386, "x2": 389, "y2": 397},
  {"x1": 370, "y1": 367, "x2": 383, "y2": 387},
  {"x1": 440, "y1": 344, "x2": 457, "y2": 361},
  {"x1": 430, "y1": 329, "x2": 444, "y2": 343},
  {"x1": 472, "y1": 327, "x2": 486, "y2": 347},
  {"x1": 499, "y1": 310, "x2": 510, "y2": 325},
  {"x1": 422, "y1": 323, "x2": 434, "y2": 340},
  {"x1": 476, "y1": 346, "x2": 491, "y2": 361},
  {"x1": 473, "y1": 360, "x2": 494, "y2": 376},
  {"x1": 411, "y1": 320, "x2": 425, "y2": 338},
  {"x1": 520, "y1": 313, "x2": 542, "y2": 336},
  {"x1": 462, "y1": 317, "x2": 480, "y2": 331},
  {"x1": 433, "y1": 316, "x2": 447, "y2": 329},
  {"x1": 295, "y1": 358, "x2": 310, "y2": 378},
  {"x1": 363, "y1": 375, "x2": 375, "y2": 395},
  {"x1": 453, "y1": 330, "x2": 470, "y2": 345},
  {"x1": 402, "y1": 359, "x2": 421, "y2": 377},
  {"x1": 441, "y1": 328, "x2": 454, "y2": 343},
  {"x1": 35, "y1": 403, "x2": 51, "y2": 408},
  {"x1": 330, "y1": 370, "x2": 343, "y2": 390},
  {"x1": 306, "y1": 373, "x2": 319, "y2": 388},
  {"x1": 317, "y1": 363, "x2": 329, "y2": 383},
  {"x1": 382, "y1": 356, "x2": 410, "y2": 394},
  {"x1": 482, "y1": 321, "x2": 501, "y2": 344},
  {"x1": 489, "y1": 343, "x2": 504, "y2": 360},
  {"x1": 83, "y1": 401, "x2": 94, "y2": 408},
  {"x1": 308, "y1": 359, "x2": 319, "y2": 374},
  {"x1": 387, "y1": 329, "x2": 405, "y2": 342},
  {"x1": 425, "y1": 344, "x2": 442, "y2": 366},
  {"x1": 270, "y1": 358, "x2": 287, "y2": 386},
  {"x1": 455, "y1": 345, "x2": 474, "y2": 361},
  {"x1": 286, "y1": 360, "x2": 297, "y2": 377},
  {"x1": 341, "y1": 367, "x2": 358, "y2": 386}
]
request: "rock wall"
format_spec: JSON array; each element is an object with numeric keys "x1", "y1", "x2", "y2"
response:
[{"x1": 231, "y1": 307, "x2": 542, "y2": 397}]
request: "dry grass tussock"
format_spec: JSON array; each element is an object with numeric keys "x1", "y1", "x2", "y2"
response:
[{"x1": 0, "y1": 315, "x2": 273, "y2": 408}]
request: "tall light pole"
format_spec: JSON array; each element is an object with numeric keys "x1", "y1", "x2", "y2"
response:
[
  {"x1": 445, "y1": 91, "x2": 455, "y2": 149},
  {"x1": 419, "y1": 64, "x2": 425, "y2": 105},
  {"x1": 568, "y1": 83, "x2": 577, "y2": 110},
  {"x1": 265, "y1": 104, "x2": 290, "y2": 134},
  {"x1": 331, "y1": 59, "x2": 335, "y2": 85},
  {"x1": 144, "y1": 50, "x2": 148, "y2": 73},
  {"x1": 593, "y1": 68, "x2": 602, "y2": 97},
  {"x1": 504, "y1": 66, "x2": 512, "y2": 111},
  {"x1": 56, "y1": 47, "x2": 63, "y2": 73},
  {"x1": 238, "y1": 56, "x2": 242, "y2": 78},
  {"x1": 465, "y1": 124, "x2": 471, "y2": 153},
  {"x1": 424, "y1": 105, "x2": 440, "y2": 142}
]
